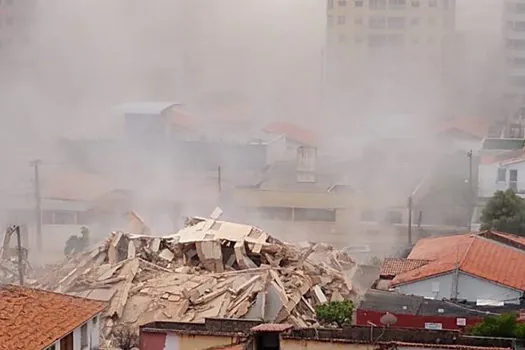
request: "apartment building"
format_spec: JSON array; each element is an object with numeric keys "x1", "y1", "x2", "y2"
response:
[
  {"x1": 504, "y1": 1, "x2": 525, "y2": 114},
  {"x1": 325, "y1": 0, "x2": 456, "y2": 115},
  {"x1": 0, "y1": 0, "x2": 34, "y2": 59}
]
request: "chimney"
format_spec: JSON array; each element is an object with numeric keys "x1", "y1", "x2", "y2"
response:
[{"x1": 296, "y1": 146, "x2": 317, "y2": 183}]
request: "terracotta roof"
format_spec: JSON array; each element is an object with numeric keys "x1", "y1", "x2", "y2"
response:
[
  {"x1": 0, "y1": 284, "x2": 105, "y2": 350},
  {"x1": 386, "y1": 341, "x2": 511, "y2": 350},
  {"x1": 436, "y1": 117, "x2": 489, "y2": 139},
  {"x1": 170, "y1": 109, "x2": 198, "y2": 130},
  {"x1": 479, "y1": 230, "x2": 525, "y2": 250},
  {"x1": 380, "y1": 258, "x2": 429, "y2": 278},
  {"x1": 392, "y1": 233, "x2": 525, "y2": 290},
  {"x1": 263, "y1": 122, "x2": 317, "y2": 146},
  {"x1": 251, "y1": 323, "x2": 293, "y2": 333}
]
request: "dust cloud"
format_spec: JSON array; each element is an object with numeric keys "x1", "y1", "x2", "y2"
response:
[{"x1": 0, "y1": 0, "x2": 506, "y2": 261}]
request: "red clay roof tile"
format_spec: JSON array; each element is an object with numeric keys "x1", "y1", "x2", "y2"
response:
[
  {"x1": 0, "y1": 284, "x2": 105, "y2": 350},
  {"x1": 392, "y1": 232, "x2": 525, "y2": 290},
  {"x1": 380, "y1": 258, "x2": 430, "y2": 278},
  {"x1": 263, "y1": 122, "x2": 317, "y2": 146}
]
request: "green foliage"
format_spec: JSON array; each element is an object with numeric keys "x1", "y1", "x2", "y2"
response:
[
  {"x1": 469, "y1": 313, "x2": 518, "y2": 338},
  {"x1": 480, "y1": 189, "x2": 525, "y2": 235},
  {"x1": 315, "y1": 300, "x2": 354, "y2": 328}
]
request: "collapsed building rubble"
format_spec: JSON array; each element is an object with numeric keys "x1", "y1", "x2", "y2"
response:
[{"x1": 30, "y1": 216, "x2": 356, "y2": 347}]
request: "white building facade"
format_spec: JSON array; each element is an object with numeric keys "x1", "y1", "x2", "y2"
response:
[{"x1": 46, "y1": 314, "x2": 101, "y2": 350}]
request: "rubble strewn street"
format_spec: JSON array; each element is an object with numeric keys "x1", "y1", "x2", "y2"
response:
[{"x1": 28, "y1": 216, "x2": 356, "y2": 347}]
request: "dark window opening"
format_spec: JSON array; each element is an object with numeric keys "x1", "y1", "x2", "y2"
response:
[
  {"x1": 294, "y1": 208, "x2": 336, "y2": 222},
  {"x1": 258, "y1": 207, "x2": 293, "y2": 221},
  {"x1": 255, "y1": 332, "x2": 280, "y2": 350}
]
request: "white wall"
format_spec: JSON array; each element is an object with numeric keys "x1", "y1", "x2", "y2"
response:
[
  {"x1": 478, "y1": 161, "x2": 525, "y2": 198},
  {"x1": 396, "y1": 272, "x2": 521, "y2": 304},
  {"x1": 45, "y1": 314, "x2": 100, "y2": 350}
]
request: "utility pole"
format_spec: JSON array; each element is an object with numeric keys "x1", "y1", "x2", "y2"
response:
[
  {"x1": 217, "y1": 165, "x2": 222, "y2": 194},
  {"x1": 30, "y1": 160, "x2": 42, "y2": 252},
  {"x1": 408, "y1": 196, "x2": 413, "y2": 245},
  {"x1": 467, "y1": 150, "x2": 473, "y2": 231}
]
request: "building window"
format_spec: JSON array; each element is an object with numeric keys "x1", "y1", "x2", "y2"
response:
[
  {"x1": 507, "y1": 39, "x2": 525, "y2": 50},
  {"x1": 511, "y1": 21, "x2": 525, "y2": 32},
  {"x1": 42, "y1": 210, "x2": 79, "y2": 225},
  {"x1": 389, "y1": 0, "x2": 406, "y2": 8},
  {"x1": 388, "y1": 17, "x2": 406, "y2": 29},
  {"x1": 80, "y1": 324, "x2": 88, "y2": 349},
  {"x1": 327, "y1": 15, "x2": 334, "y2": 26},
  {"x1": 361, "y1": 209, "x2": 376, "y2": 222},
  {"x1": 429, "y1": 0, "x2": 437, "y2": 7},
  {"x1": 443, "y1": 0, "x2": 450, "y2": 9},
  {"x1": 355, "y1": 17, "x2": 363, "y2": 25},
  {"x1": 411, "y1": 0, "x2": 420, "y2": 7},
  {"x1": 337, "y1": 15, "x2": 346, "y2": 25},
  {"x1": 258, "y1": 207, "x2": 293, "y2": 221},
  {"x1": 497, "y1": 168, "x2": 507, "y2": 182},
  {"x1": 509, "y1": 76, "x2": 525, "y2": 87},
  {"x1": 46, "y1": 346, "x2": 56, "y2": 350},
  {"x1": 370, "y1": 0, "x2": 387, "y2": 9},
  {"x1": 6, "y1": 0, "x2": 12, "y2": 4},
  {"x1": 369, "y1": 34, "x2": 387, "y2": 47},
  {"x1": 369, "y1": 16, "x2": 386, "y2": 29},
  {"x1": 510, "y1": 57, "x2": 525, "y2": 67},
  {"x1": 431, "y1": 281, "x2": 440, "y2": 292},
  {"x1": 328, "y1": 0, "x2": 334, "y2": 9},
  {"x1": 294, "y1": 208, "x2": 336, "y2": 222},
  {"x1": 338, "y1": 0, "x2": 347, "y2": 6},
  {"x1": 355, "y1": 0, "x2": 364, "y2": 6},
  {"x1": 92, "y1": 316, "x2": 98, "y2": 326}
]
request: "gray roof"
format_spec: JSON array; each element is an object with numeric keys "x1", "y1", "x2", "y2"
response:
[
  {"x1": 245, "y1": 158, "x2": 356, "y2": 194},
  {"x1": 113, "y1": 101, "x2": 181, "y2": 115},
  {"x1": 359, "y1": 290, "x2": 512, "y2": 317}
]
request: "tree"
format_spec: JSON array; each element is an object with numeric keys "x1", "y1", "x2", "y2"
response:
[
  {"x1": 480, "y1": 189, "x2": 525, "y2": 235},
  {"x1": 469, "y1": 313, "x2": 518, "y2": 338},
  {"x1": 315, "y1": 300, "x2": 354, "y2": 328},
  {"x1": 112, "y1": 325, "x2": 139, "y2": 350}
]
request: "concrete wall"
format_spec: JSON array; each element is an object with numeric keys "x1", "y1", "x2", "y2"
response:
[
  {"x1": 140, "y1": 331, "x2": 238, "y2": 350},
  {"x1": 281, "y1": 339, "x2": 374, "y2": 350},
  {"x1": 395, "y1": 272, "x2": 521, "y2": 304},
  {"x1": 46, "y1": 314, "x2": 100, "y2": 350}
]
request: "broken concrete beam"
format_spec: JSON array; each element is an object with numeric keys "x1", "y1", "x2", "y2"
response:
[
  {"x1": 234, "y1": 241, "x2": 257, "y2": 269},
  {"x1": 127, "y1": 241, "x2": 136, "y2": 259},
  {"x1": 107, "y1": 259, "x2": 139, "y2": 318},
  {"x1": 150, "y1": 238, "x2": 161, "y2": 253},
  {"x1": 196, "y1": 241, "x2": 224, "y2": 273},
  {"x1": 158, "y1": 249, "x2": 174, "y2": 262},
  {"x1": 312, "y1": 285, "x2": 328, "y2": 304}
]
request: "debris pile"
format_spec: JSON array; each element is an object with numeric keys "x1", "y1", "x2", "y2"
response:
[{"x1": 31, "y1": 216, "x2": 356, "y2": 347}]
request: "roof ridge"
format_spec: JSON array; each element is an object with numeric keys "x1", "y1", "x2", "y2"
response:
[
  {"x1": 457, "y1": 235, "x2": 476, "y2": 269},
  {"x1": 5, "y1": 284, "x2": 105, "y2": 308}
]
